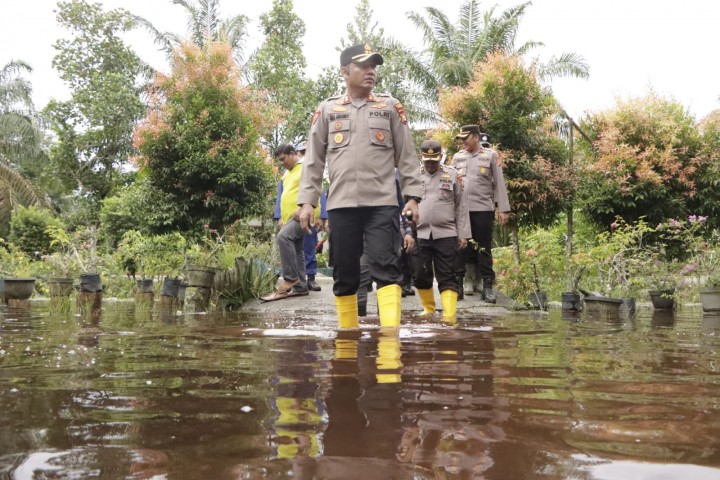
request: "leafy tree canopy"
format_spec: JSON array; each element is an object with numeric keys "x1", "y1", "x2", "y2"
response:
[
  {"x1": 577, "y1": 92, "x2": 704, "y2": 228},
  {"x1": 247, "y1": 0, "x2": 315, "y2": 150},
  {"x1": 134, "y1": 42, "x2": 281, "y2": 234},
  {"x1": 46, "y1": 0, "x2": 146, "y2": 205}
]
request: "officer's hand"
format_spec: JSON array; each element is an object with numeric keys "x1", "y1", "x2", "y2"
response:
[
  {"x1": 291, "y1": 208, "x2": 302, "y2": 222},
  {"x1": 298, "y1": 204, "x2": 315, "y2": 234},
  {"x1": 458, "y1": 238, "x2": 468, "y2": 250},
  {"x1": 498, "y1": 212, "x2": 510, "y2": 225},
  {"x1": 404, "y1": 199, "x2": 420, "y2": 224},
  {"x1": 403, "y1": 234, "x2": 415, "y2": 251}
]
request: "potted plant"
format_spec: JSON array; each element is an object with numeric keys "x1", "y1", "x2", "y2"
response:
[
  {"x1": 0, "y1": 241, "x2": 37, "y2": 302},
  {"x1": 183, "y1": 225, "x2": 223, "y2": 289},
  {"x1": 116, "y1": 230, "x2": 187, "y2": 295},
  {"x1": 44, "y1": 226, "x2": 84, "y2": 297},
  {"x1": 563, "y1": 252, "x2": 590, "y2": 311},
  {"x1": 638, "y1": 252, "x2": 681, "y2": 310},
  {"x1": 656, "y1": 215, "x2": 720, "y2": 313},
  {"x1": 525, "y1": 250, "x2": 547, "y2": 310},
  {"x1": 46, "y1": 225, "x2": 103, "y2": 293}
]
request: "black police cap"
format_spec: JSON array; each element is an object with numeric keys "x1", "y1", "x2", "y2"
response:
[
  {"x1": 420, "y1": 140, "x2": 443, "y2": 160},
  {"x1": 340, "y1": 44, "x2": 384, "y2": 66},
  {"x1": 455, "y1": 124, "x2": 480, "y2": 140}
]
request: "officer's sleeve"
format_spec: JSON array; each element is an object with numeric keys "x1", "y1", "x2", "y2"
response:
[
  {"x1": 298, "y1": 104, "x2": 328, "y2": 207},
  {"x1": 390, "y1": 102, "x2": 423, "y2": 200},
  {"x1": 491, "y1": 151, "x2": 511, "y2": 212},
  {"x1": 454, "y1": 178, "x2": 471, "y2": 239},
  {"x1": 273, "y1": 180, "x2": 283, "y2": 220}
]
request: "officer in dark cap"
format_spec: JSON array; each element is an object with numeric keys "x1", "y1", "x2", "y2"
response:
[
  {"x1": 297, "y1": 43, "x2": 423, "y2": 330},
  {"x1": 410, "y1": 139, "x2": 470, "y2": 322},
  {"x1": 451, "y1": 125, "x2": 510, "y2": 303}
]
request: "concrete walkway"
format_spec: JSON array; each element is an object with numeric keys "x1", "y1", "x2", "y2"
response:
[{"x1": 242, "y1": 273, "x2": 517, "y2": 318}]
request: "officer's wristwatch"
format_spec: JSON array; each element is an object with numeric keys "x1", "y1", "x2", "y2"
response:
[{"x1": 404, "y1": 196, "x2": 422, "y2": 204}]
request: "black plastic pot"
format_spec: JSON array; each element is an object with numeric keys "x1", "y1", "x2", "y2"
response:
[
  {"x1": 561, "y1": 291, "x2": 582, "y2": 311},
  {"x1": 528, "y1": 290, "x2": 548, "y2": 310},
  {"x1": 649, "y1": 289, "x2": 674, "y2": 310},
  {"x1": 79, "y1": 273, "x2": 102, "y2": 293},
  {"x1": 136, "y1": 278, "x2": 154, "y2": 294},
  {"x1": 161, "y1": 276, "x2": 181, "y2": 297},
  {"x1": 2, "y1": 278, "x2": 36, "y2": 302},
  {"x1": 48, "y1": 277, "x2": 74, "y2": 297}
]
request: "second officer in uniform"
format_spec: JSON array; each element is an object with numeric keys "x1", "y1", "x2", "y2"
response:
[{"x1": 411, "y1": 140, "x2": 471, "y2": 322}]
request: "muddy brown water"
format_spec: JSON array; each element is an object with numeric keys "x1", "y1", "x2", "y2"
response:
[{"x1": 1, "y1": 300, "x2": 720, "y2": 479}]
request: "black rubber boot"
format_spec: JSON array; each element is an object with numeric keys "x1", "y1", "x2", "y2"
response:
[
  {"x1": 307, "y1": 274, "x2": 321, "y2": 291},
  {"x1": 483, "y1": 278, "x2": 496, "y2": 304},
  {"x1": 457, "y1": 276, "x2": 464, "y2": 300}
]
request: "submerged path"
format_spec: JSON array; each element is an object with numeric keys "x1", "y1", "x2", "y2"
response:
[{"x1": 242, "y1": 274, "x2": 515, "y2": 319}]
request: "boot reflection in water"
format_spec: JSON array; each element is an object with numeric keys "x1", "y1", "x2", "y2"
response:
[
  {"x1": 323, "y1": 331, "x2": 404, "y2": 466},
  {"x1": 376, "y1": 332, "x2": 403, "y2": 384}
]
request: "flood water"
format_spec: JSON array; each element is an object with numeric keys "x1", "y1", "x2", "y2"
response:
[{"x1": 1, "y1": 300, "x2": 720, "y2": 479}]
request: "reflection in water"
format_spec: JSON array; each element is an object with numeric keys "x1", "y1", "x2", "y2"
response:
[
  {"x1": 2, "y1": 303, "x2": 720, "y2": 478},
  {"x1": 651, "y1": 309, "x2": 676, "y2": 327}
]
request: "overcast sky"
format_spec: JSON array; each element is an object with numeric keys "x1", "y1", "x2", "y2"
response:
[{"x1": 2, "y1": 0, "x2": 719, "y2": 121}]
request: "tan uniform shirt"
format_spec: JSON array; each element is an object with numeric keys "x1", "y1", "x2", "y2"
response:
[
  {"x1": 298, "y1": 92, "x2": 422, "y2": 209},
  {"x1": 416, "y1": 165, "x2": 471, "y2": 241},
  {"x1": 452, "y1": 148, "x2": 510, "y2": 213}
]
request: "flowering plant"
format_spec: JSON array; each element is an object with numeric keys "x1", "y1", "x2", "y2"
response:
[
  {"x1": 589, "y1": 217, "x2": 655, "y2": 296},
  {"x1": 657, "y1": 215, "x2": 720, "y2": 288}
]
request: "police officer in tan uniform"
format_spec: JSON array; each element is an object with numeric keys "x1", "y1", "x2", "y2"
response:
[
  {"x1": 297, "y1": 44, "x2": 423, "y2": 330},
  {"x1": 411, "y1": 140, "x2": 471, "y2": 322},
  {"x1": 452, "y1": 125, "x2": 510, "y2": 303}
]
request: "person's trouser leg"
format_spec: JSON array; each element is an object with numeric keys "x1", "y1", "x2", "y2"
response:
[
  {"x1": 303, "y1": 226, "x2": 318, "y2": 275},
  {"x1": 364, "y1": 207, "x2": 403, "y2": 327},
  {"x1": 328, "y1": 209, "x2": 366, "y2": 297},
  {"x1": 411, "y1": 238, "x2": 435, "y2": 315},
  {"x1": 304, "y1": 226, "x2": 321, "y2": 291},
  {"x1": 277, "y1": 219, "x2": 307, "y2": 285},
  {"x1": 434, "y1": 237, "x2": 460, "y2": 294},
  {"x1": 357, "y1": 252, "x2": 370, "y2": 316},
  {"x1": 470, "y1": 211, "x2": 496, "y2": 301}
]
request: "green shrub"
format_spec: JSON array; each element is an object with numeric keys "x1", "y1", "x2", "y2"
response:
[{"x1": 8, "y1": 206, "x2": 64, "y2": 256}]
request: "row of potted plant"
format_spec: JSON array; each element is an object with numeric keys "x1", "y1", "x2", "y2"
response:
[{"x1": 494, "y1": 214, "x2": 720, "y2": 313}]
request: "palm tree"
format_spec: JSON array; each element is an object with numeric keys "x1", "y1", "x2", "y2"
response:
[
  {"x1": 406, "y1": 0, "x2": 588, "y2": 115},
  {"x1": 131, "y1": 0, "x2": 250, "y2": 66},
  {"x1": 0, "y1": 60, "x2": 51, "y2": 229}
]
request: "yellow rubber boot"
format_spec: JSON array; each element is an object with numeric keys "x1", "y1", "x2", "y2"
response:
[
  {"x1": 335, "y1": 294, "x2": 359, "y2": 329},
  {"x1": 417, "y1": 288, "x2": 436, "y2": 315},
  {"x1": 441, "y1": 289, "x2": 458, "y2": 323},
  {"x1": 377, "y1": 284, "x2": 402, "y2": 328}
]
